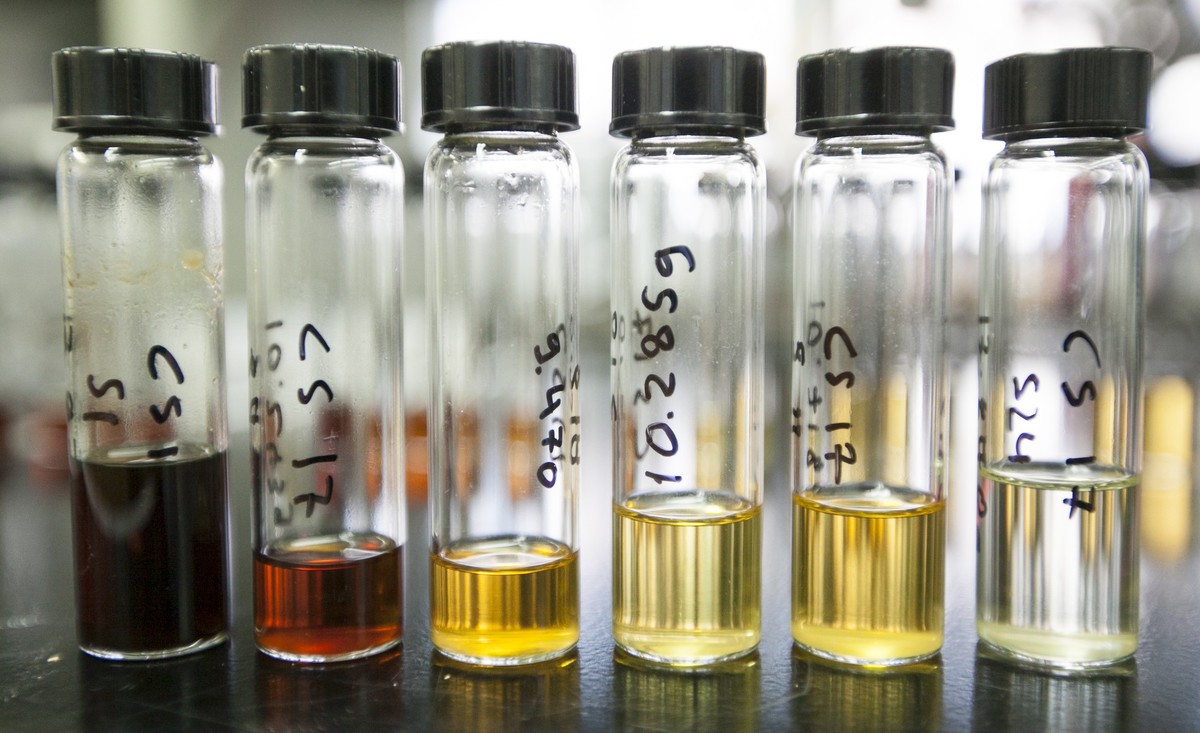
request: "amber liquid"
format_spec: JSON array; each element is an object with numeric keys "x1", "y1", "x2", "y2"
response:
[
  {"x1": 791, "y1": 486, "x2": 944, "y2": 665},
  {"x1": 613, "y1": 490, "x2": 762, "y2": 666},
  {"x1": 71, "y1": 445, "x2": 230, "y2": 659},
  {"x1": 430, "y1": 535, "x2": 579, "y2": 665},
  {"x1": 255, "y1": 533, "x2": 403, "y2": 662}
]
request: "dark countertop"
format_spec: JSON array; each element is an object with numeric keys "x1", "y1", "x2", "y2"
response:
[{"x1": 2, "y1": 358, "x2": 1199, "y2": 731}]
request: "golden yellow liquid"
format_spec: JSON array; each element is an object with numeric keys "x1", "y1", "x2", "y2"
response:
[
  {"x1": 792, "y1": 486, "x2": 944, "y2": 665},
  {"x1": 430, "y1": 535, "x2": 579, "y2": 665},
  {"x1": 613, "y1": 490, "x2": 761, "y2": 666}
]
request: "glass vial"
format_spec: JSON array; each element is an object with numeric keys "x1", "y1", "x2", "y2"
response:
[
  {"x1": 52, "y1": 46, "x2": 230, "y2": 660},
  {"x1": 610, "y1": 46, "x2": 766, "y2": 666},
  {"x1": 243, "y1": 44, "x2": 405, "y2": 663},
  {"x1": 423, "y1": 40, "x2": 581, "y2": 666},
  {"x1": 976, "y1": 47, "x2": 1150, "y2": 668},
  {"x1": 790, "y1": 47, "x2": 954, "y2": 666}
]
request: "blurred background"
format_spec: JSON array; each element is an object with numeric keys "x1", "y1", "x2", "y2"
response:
[{"x1": 2, "y1": 0, "x2": 1199, "y2": 564}]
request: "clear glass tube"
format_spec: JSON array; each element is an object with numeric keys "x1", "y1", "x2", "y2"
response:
[
  {"x1": 58, "y1": 133, "x2": 230, "y2": 659},
  {"x1": 791, "y1": 133, "x2": 949, "y2": 665},
  {"x1": 976, "y1": 136, "x2": 1145, "y2": 668},
  {"x1": 611, "y1": 133, "x2": 765, "y2": 666},
  {"x1": 247, "y1": 134, "x2": 404, "y2": 662},
  {"x1": 426, "y1": 129, "x2": 580, "y2": 666}
]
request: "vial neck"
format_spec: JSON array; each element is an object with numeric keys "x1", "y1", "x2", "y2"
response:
[
  {"x1": 1003, "y1": 135, "x2": 1132, "y2": 153},
  {"x1": 440, "y1": 128, "x2": 560, "y2": 144},
  {"x1": 73, "y1": 132, "x2": 204, "y2": 154},
  {"x1": 631, "y1": 131, "x2": 746, "y2": 147},
  {"x1": 262, "y1": 127, "x2": 385, "y2": 142}
]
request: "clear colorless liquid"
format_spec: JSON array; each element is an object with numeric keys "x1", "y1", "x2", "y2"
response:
[
  {"x1": 792, "y1": 485, "x2": 944, "y2": 665},
  {"x1": 977, "y1": 461, "x2": 1138, "y2": 668},
  {"x1": 613, "y1": 490, "x2": 761, "y2": 666}
]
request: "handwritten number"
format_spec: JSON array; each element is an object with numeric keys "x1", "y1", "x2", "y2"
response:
[
  {"x1": 540, "y1": 384, "x2": 565, "y2": 420},
  {"x1": 1012, "y1": 374, "x2": 1039, "y2": 399},
  {"x1": 1009, "y1": 433, "x2": 1035, "y2": 463},
  {"x1": 645, "y1": 422, "x2": 679, "y2": 457},
  {"x1": 634, "y1": 373, "x2": 676, "y2": 404},
  {"x1": 294, "y1": 476, "x2": 334, "y2": 518},
  {"x1": 82, "y1": 411, "x2": 119, "y2": 425},
  {"x1": 639, "y1": 326, "x2": 675, "y2": 359},
  {"x1": 644, "y1": 470, "x2": 682, "y2": 485},
  {"x1": 641, "y1": 286, "x2": 678, "y2": 314},
  {"x1": 291, "y1": 454, "x2": 337, "y2": 469},
  {"x1": 654, "y1": 245, "x2": 696, "y2": 276},
  {"x1": 542, "y1": 425, "x2": 564, "y2": 453},
  {"x1": 535, "y1": 332, "x2": 561, "y2": 365},
  {"x1": 1006, "y1": 407, "x2": 1038, "y2": 430},
  {"x1": 538, "y1": 462, "x2": 558, "y2": 489}
]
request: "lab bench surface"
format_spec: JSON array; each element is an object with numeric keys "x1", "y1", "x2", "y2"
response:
[{"x1": 1, "y1": 433, "x2": 1198, "y2": 732}]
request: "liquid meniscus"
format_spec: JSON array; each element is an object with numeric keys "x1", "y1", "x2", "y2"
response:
[
  {"x1": 791, "y1": 485, "x2": 944, "y2": 665},
  {"x1": 430, "y1": 535, "x2": 579, "y2": 666},
  {"x1": 71, "y1": 444, "x2": 230, "y2": 660},
  {"x1": 613, "y1": 490, "x2": 761, "y2": 666},
  {"x1": 977, "y1": 461, "x2": 1138, "y2": 668},
  {"x1": 254, "y1": 532, "x2": 403, "y2": 662}
]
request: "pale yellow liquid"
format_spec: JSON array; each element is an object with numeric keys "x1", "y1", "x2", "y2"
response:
[
  {"x1": 792, "y1": 486, "x2": 944, "y2": 665},
  {"x1": 977, "y1": 462, "x2": 1138, "y2": 668},
  {"x1": 613, "y1": 490, "x2": 761, "y2": 666},
  {"x1": 430, "y1": 535, "x2": 579, "y2": 665}
]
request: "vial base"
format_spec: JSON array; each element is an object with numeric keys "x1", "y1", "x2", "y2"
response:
[
  {"x1": 791, "y1": 486, "x2": 944, "y2": 666},
  {"x1": 430, "y1": 535, "x2": 579, "y2": 666},
  {"x1": 71, "y1": 447, "x2": 230, "y2": 660},
  {"x1": 977, "y1": 463, "x2": 1138, "y2": 668},
  {"x1": 254, "y1": 534, "x2": 404, "y2": 663},
  {"x1": 613, "y1": 490, "x2": 761, "y2": 667}
]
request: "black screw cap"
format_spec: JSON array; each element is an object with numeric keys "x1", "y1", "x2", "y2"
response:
[
  {"x1": 983, "y1": 47, "x2": 1151, "y2": 141},
  {"x1": 795, "y1": 46, "x2": 955, "y2": 136},
  {"x1": 242, "y1": 43, "x2": 402, "y2": 136},
  {"x1": 421, "y1": 41, "x2": 578, "y2": 133},
  {"x1": 610, "y1": 46, "x2": 766, "y2": 138},
  {"x1": 52, "y1": 46, "x2": 217, "y2": 136}
]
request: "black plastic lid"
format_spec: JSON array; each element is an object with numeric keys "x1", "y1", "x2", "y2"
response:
[
  {"x1": 242, "y1": 43, "x2": 401, "y2": 136},
  {"x1": 795, "y1": 46, "x2": 955, "y2": 136},
  {"x1": 52, "y1": 46, "x2": 217, "y2": 136},
  {"x1": 984, "y1": 47, "x2": 1151, "y2": 141},
  {"x1": 421, "y1": 41, "x2": 578, "y2": 133},
  {"x1": 610, "y1": 46, "x2": 766, "y2": 137}
]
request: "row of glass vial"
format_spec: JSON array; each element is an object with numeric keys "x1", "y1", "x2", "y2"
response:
[{"x1": 52, "y1": 41, "x2": 1147, "y2": 672}]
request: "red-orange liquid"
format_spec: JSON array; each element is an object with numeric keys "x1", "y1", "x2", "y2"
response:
[{"x1": 254, "y1": 537, "x2": 403, "y2": 661}]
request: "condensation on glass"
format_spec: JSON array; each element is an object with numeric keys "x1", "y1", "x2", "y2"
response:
[
  {"x1": 423, "y1": 40, "x2": 581, "y2": 666},
  {"x1": 52, "y1": 46, "x2": 231, "y2": 660}
]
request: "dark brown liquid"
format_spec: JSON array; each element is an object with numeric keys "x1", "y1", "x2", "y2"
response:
[
  {"x1": 254, "y1": 537, "x2": 403, "y2": 661},
  {"x1": 70, "y1": 449, "x2": 230, "y2": 658}
]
